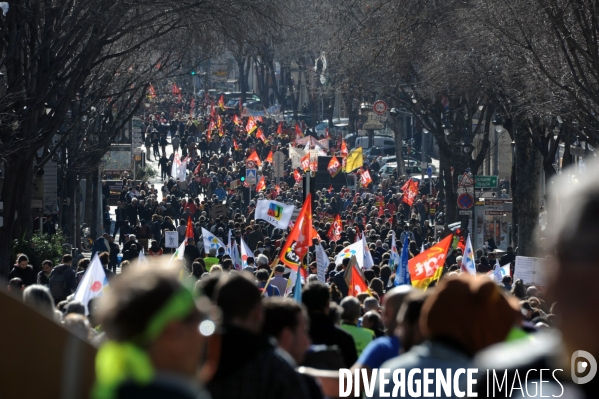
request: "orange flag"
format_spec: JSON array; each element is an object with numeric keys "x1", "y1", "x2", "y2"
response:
[
  {"x1": 247, "y1": 150, "x2": 262, "y2": 167},
  {"x1": 300, "y1": 154, "x2": 310, "y2": 172},
  {"x1": 328, "y1": 185, "x2": 333, "y2": 194},
  {"x1": 246, "y1": 117, "x2": 257, "y2": 134},
  {"x1": 256, "y1": 128, "x2": 268, "y2": 143},
  {"x1": 341, "y1": 140, "x2": 349, "y2": 156},
  {"x1": 256, "y1": 176, "x2": 266, "y2": 191},
  {"x1": 402, "y1": 178, "x2": 419, "y2": 206},
  {"x1": 361, "y1": 169, "x2": 372, "y2": 187},
  {"x1": 233, "y1": 114, "x2": 242, "y2": 126},
  {"x1": 295, "y1": 123, "x2": 304, "y2": 138},
  {"x1": 279, "y1": 193, "x2": 314, "y2": 276},
  {"x1": 277, "y1": 122, "x2": 283, "y2": 135},
  {"x1": 345, "y1": 256, "x2": 370, "y2": 297},
  {"x1": 265, "y1": 151, "x2": 273, "y2": 163},
  {"x1": 327, "y1": 156, "x2": 342, "y2": 178},
  {"x1": 185, "y1": 215, "x2": 194, "y2": 241},
  {"x1": 294, "y1": 169, "x2": 302, "y2": 182},
  {"x1": 218, "y1": 94, "x2": 225, "y2": 110},
  {"x1": 408, "y1": 234, "x2": 453, "y2": 290},
  {"x1": 233, "y1": 139, "x2": 240, "y2": 151},
  {"x1": 327, "y1": 214, "x2": 343, "y2": 242}
]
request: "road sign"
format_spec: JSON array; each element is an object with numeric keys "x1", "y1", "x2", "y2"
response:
[
  {"x1": 474, "y1": 175, "x2": 498, "y2": 188},
  {"x1": 373, "y1": 100, "x2": 388, "y2": 115},
  {"x1": 246, "y1": 168, "x2": 257, "y2": 185},
  {"x1": 246, "y1": 160, "x2": 256, "y2": 169},
  {"x1": 459, "y1": 210, "x2": 473, "y2": 215},
  {"x1": 272, "y1": 151, "x2": 285, "y2": 179},
  {"x1": 368, "y1": 112, "x2": 387, "y2": 122},
  {"x1": 362, "y1": 122, "x2": 384, "y2": 130},
  {"x1": 459, "y1": 173, "x2": 474, "y2": 187},
  {"x1": 457, "y1": 193, "x2": 474, "y2": 209}
]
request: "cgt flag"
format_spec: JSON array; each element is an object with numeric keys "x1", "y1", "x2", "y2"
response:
[
  {"x1": 408, "y1": 234, "x2": 453, "y2": 289},
  {"x1": 361, "y1": 169, "x2": 373, "y2": 187},
  {"x1": 327, "y1": 214, "x2": 343, "y2": 241},
  {"x1": 255, "y1": 176, "x2": 266, "y2": 191},
  {"x1": 246, "y1": 117, "x2": 257, "y2": 134},
  {"x1": 265, "y1": 151, "x2": 273, "y2": 163},
  {"x1": 402, "y1": 178, "x2": 419, "y2": 207},
  {"x1": 279, "y1": 193, "x2": 316, "y2": 277},
  {"x1": 247, "y1": 150, "x2": 262, "y2": 167},
  {"x1": 327, "y1": 156, "x2": 342, "y2": 177},
  {"x1": 255, "y1": 199, "x2": 294, "y2": 229}
]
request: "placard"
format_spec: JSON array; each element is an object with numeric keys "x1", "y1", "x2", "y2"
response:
[
  {"x1": 165, "y1": 231, "x2": 179, "y2": 248},
  {"x1": 210, "y1": 203, "x2": 227, "y2": 219},
  {"x1": 514, "y1": 256, "x2": 548, "y2": 286}
]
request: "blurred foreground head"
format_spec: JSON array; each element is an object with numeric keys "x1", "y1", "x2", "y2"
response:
[{"x1": 546, "y1": 163, "x2": 599, "y2": 359}]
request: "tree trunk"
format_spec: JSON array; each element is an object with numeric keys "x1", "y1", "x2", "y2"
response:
[
  {"x1": 388, "y1": 113, "x2": 405, "y2": 176},
  {"x1": 84, "y1": 173, "x2": 93, "y2": 229},
  {"x1": 513, "y1": 127, "x2": 542, "y2": 256}
]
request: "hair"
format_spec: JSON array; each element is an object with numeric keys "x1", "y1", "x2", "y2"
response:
[
  {"x1": 510, "y1": 279, "x2": 527, "y2": 299},
  {"x1": 255, "y1": 269, "x2": 270, "y2": 282},
  {"x1": 307, "y1": 274, "x2": 319, "y2": 284},
  {"x1": 363, "y1": 296, "x2": 380, "y2": 312},
  {"x1": 221, "y1": 259, "x2": 233, "y2": 271},
  {"x1": 62, "y1": 254, "x2": 73, "y2": 263},
  {"x1": 329, "y1": 283, "x2": 342, "y2": 304},
  {"x1": 369, "y1": 278, "x2": 385, "y2": 298},
  {"x1": 340, "y1": 296, "x2": 361, "y2": 322},
  {"x1": 97, "y1": 269, "x2": 195, "y2": 342},
  {"x1": 195, "y1": 273, "x2": 223, "y2": 302},
  {"x1": 42, "y1": 260, "x2": 54, "y2": 268},
  {"x1": 397, "y1": 290, "x2": 431, "y2": 351},
  {"x1": 98, "y1": 252, "x2": 110, "y2": 265},
  {"x1": 302, "y1": 282, "x2": 331, "y2": 313},
  {"x1": 256, "y1": 254, "x2": 269, "y2": 266},
  {"x1": 17, "y1": 254, "x2": 29, "y2": 263},
  {"x1": 191, "y1": 261, "x2": 206, "y2": 278},
  {"x1": 364, "y1": 269, "x2": 375, "y2": 283},
  {"x1": 262, "y1": 297, "x2": 304, "y2": 340},
  {"x1": 77, "y1": 258, "x2": 91, "y2": 272},
  {"x1": 65, "y1": 301, "x2": 86, "y2": 316},
  {"x1": 23, "y1": 285, "x2": 55, "y2": 317},
  {"x1": 62, "y1": 313, "x2": 95, "y2": 342},
  {"x1": 328, "y1": 302, "x2": 343, "y2": 325},
  {"x1": 214, "y1": 274, "x2": 262, "y2": 323},
  {"x1": 8, "y1": 278, "x2": 24, "y2": 290}
]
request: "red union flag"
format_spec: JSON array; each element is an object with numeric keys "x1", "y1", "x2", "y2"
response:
[
  {"x1": 327, "y1": 214, "x2": 343, "y2": 241},
  {"x1": 310, "y1": 156, "x2": 317, "y2": 172},
  {"x1": 255, "y1": 176, "x2": 266, "y2": 191},
  {"x1": 341, "y1": 140, "x2": 349, "y2": 156},
  {"x1": 327, "y1": 156, "x2": 341, "y2": 178},
  {"x1": 294, "y1": 169, "x2": 302, "y2": 182},
  {"x1": 233, "y1": 114, "x2": 242, "y2": 126},
  {"x1": 295, "y1": 123, "x2": 304, "y2": 138},
  {"x1": 218, "y1": 94, "x2": 225, "y2": 110},
  {"x1": 256, "y1": 128, "x2": 268, "y2": 143},
  {"x1": 408, "y1": 234, "x2": 453, "y2": 289},
  {"x1": 265, "y1": 151, "x2": 273, "y2": 163},
  {"x1": 402, "y1": 178, "x2": 419, "y2": 206},
  {"x1": 300, "y1": 154, "x2": 310, "y2": 172},
  {"x1": 361, "y1": 169, "x2": 372, "y2": 187},
  {"x1": 246, "y1": 117, "x2": 257, "y2": 134},
  {"x1": 247, "y1": 150, "x2": 262, "y2": 167},
  {"x1": 279, "y1": 193, "x2": 316, "y2": 276}
]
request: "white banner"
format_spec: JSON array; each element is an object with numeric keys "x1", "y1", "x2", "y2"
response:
[
  {"x1": 334, "y1": 240, "x2": 365, "y2": 268},
  {"x1": 165, "y1": 231, "x2": 179, "y2": 248},
  {"x1": 315, "y1": 244, "x2": 328, "y2": 283},
  {"x1": 240, "y1": 237, "x2": 254, "y2": 269},
  {"x1": 201, "y1": 227, "x2": 226, "y2": 254},
  {"x1": 255, "y1": 199, "x2": 295, "y2": 229},
  {"x1": 288, "y1": 145, "x2": 306, "y2": 169}
]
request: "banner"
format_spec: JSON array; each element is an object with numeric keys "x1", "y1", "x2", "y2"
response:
[
  {"x1": 334, "y1": 240, "x2": 364, "y2": 268},
  {"x1": 73, "y1": 254, "x2": 108, "y2": 315},
  {"x1": 315, "y1": 244, "x2": 328, "y2": 283},
  {"x1": 408, "y1": 235, "x2": 453, "y2": 289},
  {"x1": 288, "y1": 145, "x2": 307, "y2": 169},
  {"x1": 255, "y1": 199, "x2": 295, "y2": 229}
]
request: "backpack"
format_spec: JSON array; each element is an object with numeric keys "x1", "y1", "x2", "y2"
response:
[{"x1": 49, "y1": 266, "x2": 69, "y2": 301}]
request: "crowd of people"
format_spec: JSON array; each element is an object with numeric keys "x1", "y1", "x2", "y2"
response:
[{"x1": 4, "y1": 96, "x2": 597, "y2": 399}]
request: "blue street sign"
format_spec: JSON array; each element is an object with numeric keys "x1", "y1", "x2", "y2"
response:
[
  {"x1": 427, "y1": 166, "x2": 432, "y2": 178},
  {"x1": 246, "y1": 168, "x2": 257, "y2": 185}
]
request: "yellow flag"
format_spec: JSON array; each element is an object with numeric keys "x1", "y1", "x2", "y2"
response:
[{"x1": 344, "y1": 147, "x2": 363, "y2": 173}]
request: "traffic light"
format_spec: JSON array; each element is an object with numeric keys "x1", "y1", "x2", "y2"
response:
[
  {"x1": 190, "y1": 71, "x2": 196, "y2": 76},
  {"x1": 240, "y1": 176, "x2": 245, "y2": 182}
]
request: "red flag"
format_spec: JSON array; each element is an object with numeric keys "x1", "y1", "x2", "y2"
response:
[
  {"x1": 172, "y1": 83, "x2": 181, "y2": 95},
  {"x1": 408, "y1": 235, "x2": 453, "y2": 289},
  {"x1": 310, "y1": 156, "x2": 317, "y2": 172},
  {"x1": 265, "y1": 151, "x2": 273, "y2": 163},
  {"x1": 246, "y1": 117, "x2": 257, "y2": 134},
  {"x1": 341, "y1": 140, "x2": 349, "y2": 157},
  {"x1": 327, "y1": 214, "x2": 343, "y2": 241},
  {"x1": 247, "y1": 150, "x2": 262, "y2": 167},
  {"x1": 194, "y1": 162, "x2": 202, "y2": 175},
  {"x1": 294, "y1": 169, "x2": 302, "y2": 182},
  {"x1": 402, "y1": 178, "x2": 419, "y2": 206},
  {"x1": 328, "y1": 185, "x2": 333, "y2": 194},
  {"x1": 327, "y1": 156, "x2": 342, "y2": 178},
  {"x1": 255, "y1": 176, "x2": 266, "y2": 191},
  {"x1": 207, "y1": 119, "x2": 216, "y2": 132},
  {"x1": 218, "y1": 94, "x2": 225, "y2": 110},
  {"x1": 277, "y1": 122, "x2": 283, "y2": 136},
  {"x1": 274, "y1": 185, "x2": 281, "y2": 195},
  {"x1": 348, "y1": 262, "x2": 370, "y2": 297},
  {"x1": 185, "y1": 215, "x2": 194, "y2": 242},
  {"x1": 190, "y1": 98, "x2": 195, "y2": 109},
  {"x1": 233, "y1": 139, "x2": 240, "y2": 151},
  {"x1": 361, "y1": 169, "x2": 373, "y2": 187},
  {"x1": 378, "y1": 205, "x2": 384, "y2": 217},
  {"x1": 148, "y1": 85, "x2": 157, "y2": 98},
  {"x1": 295, "y1": 123, "x2": 304, "y2": 138},
  {"x1": 233, "y1": 114, "x2": 242, "y2": 126},
  {"x1": 256, "y1": 128, "x2": 268, "y2": 143},
  {"x1": 300, "y1": 154, "x2": 310, "y2": 172},
  {"x1": 256, "y1": 116, "x2": 264, "y2": 123},
  {"x1": 279, "y1": 193, "x2": 315, "y2": 276}
]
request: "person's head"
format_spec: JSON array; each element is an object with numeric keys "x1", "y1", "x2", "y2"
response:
[
  {"x1": 98, "y1": 252, "x2": 110, "y2": 266},
  {"x1": 396, "y1": 290, "x2": 431, "y2": 352},
  {"x1": 23, "y1": 285, "x2": 55, "y2": 318},
  {"x1": 262, "y1": 298, "x2": 310, "y2": 364},
  {"x1": 96, "y1": 269, "x2": 212, "y2": 380},
  {"x1": 362, "y1": 311, "x2": 384, "y2": 333},
  {"x1": 65, "y1": 301, "x2": 86, "y2": 316},
  {"x1": 363, "y1": 296, "x2": 381, "y2": 313},
  {"x1": 301, "y1": 282, "x2": 331, "y2": 314},
  {"x1": 255, "y1": 269, "x2": 269, "y2": 283},
  {"x1": 214, "y1": 273, "x2": 263, "y2": 333},
  {"x1": 274, "y1": 265, "x2": 285, "y2": 276},
  {"x1": 340, "y1": 296, "x2": 361, "y2": 324},
  {"x1": 62, "y1": 254, "x2": 73, "y2": 266},
  {"x1": 381, "y1": 285, "x2": 413, "y2": 334},
  {"x1": 17, "y1": 254, "x2": 29, "y2": 269},
  {"x1": 42, "y1": 260, "x2": 54, "y2": 275},
  {"x1": 256, "y1": 254, "x2": 269, "y2": 269},
  {"x1": 420, "y1": 274, "x2": 519, "y2": 357}
]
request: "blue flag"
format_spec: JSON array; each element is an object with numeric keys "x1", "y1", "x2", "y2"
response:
[
  {"x1": 293, "y1": 267, "x2": 302, "y2": 303},
  {"x1": 394, "y1": 236, "x2": 411, "y2": 286}
]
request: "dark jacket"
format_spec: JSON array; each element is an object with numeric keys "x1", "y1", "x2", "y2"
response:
[
  {"x1": 333, "y1": 269, "x2": 349, "y2": 297},
  {"x1": 48, "y1": 264, "x2": 78, "y2": 303},
  {"x1": 207, "y1": 325, "x2": 310, "y2": 399},
  {"x1": 8, "y1": 265, "x2": 36, "y2": 286},
  {"x1": 307, "y1": 312, "x2": 358, "y2": 368}
]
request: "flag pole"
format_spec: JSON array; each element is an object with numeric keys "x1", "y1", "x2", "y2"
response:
[{"x1": 261, "y1": 257, "x2": 280, "y2": 297}]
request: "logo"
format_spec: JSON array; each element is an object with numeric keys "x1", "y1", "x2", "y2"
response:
[
  {"x1": 267, "y1": 203, "x2": 284, "y2": 220},
  {"x1": 571, "y1": 350, "x2": 597, "y2": 384},
  {"x1": 340, "y1": 247, "x2": 357, "y2": 259}
]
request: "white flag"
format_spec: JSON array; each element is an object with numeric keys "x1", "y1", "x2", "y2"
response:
[
  {"x1": 137, "y1": 248, "x2": 150, "y2": 268},
  {"x1": 315, "y1": 244, "x2": 328, "y2": 283},
  {"x1": 335, "y1": 240, "x2": 365, "y2": 268},
  {"x1": 254, "y1": 199, "x2": 295, "y2": 229},
  {"x1": 362, "y1": 233, "x2": 374, "y2": 269},
  {"x1": 240, "y1": 237, "x2": 254, "y2": 269},
  {"x1": 73, "y1": 254, "x2": 108, "y2": 315},
  {"x1": 201, "y1": 227, "x2": 226, "y2": 254},
  {"x1": 461, "y1": 235, "x2": 477, "y2": 275},
  {"x1": 388, "y1": 231, "x2": 401, "y2": 272},
  {"x1": 178, "y1": 158, "x2": 188, "y2": 181},
  {"x1": 231, "y1": 241, "x2": 242, "y2": 271},
  {"x1": 171, "y1": 153, "x2": 181, "y2": 179},
  {"x1": 492, "y1": 259, "x2": 504, "y2": 283}
]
